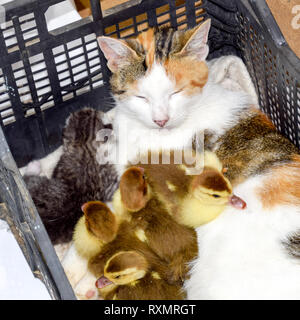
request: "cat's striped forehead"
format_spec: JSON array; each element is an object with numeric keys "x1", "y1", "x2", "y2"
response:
[
  {"x1": 108, "y1": 23, "x2": 210, "y2": 96},
  {"x1": 135, "y1": 27, "x2": 187, "y2": 67},
  {"x1": 132, "y1": 27, "x2": 208, "y2": 95}
]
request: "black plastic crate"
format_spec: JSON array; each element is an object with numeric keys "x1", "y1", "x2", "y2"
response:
[
  {"x1": 236, "y1": 0, "x2": 300, "y2": 148},
  {"x1": 0, "y1": 0, "x2": 299, "y2": 300}
]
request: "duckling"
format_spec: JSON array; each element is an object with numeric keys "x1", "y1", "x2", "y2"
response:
[
  {"x1": 64, "y1": 199, "x2": 129, "y2": 296},
  {"x1": 112, "y1": 151, "x2": 246, "y2": 282},
  {"x1": 116, "y1": 166, "x2": 198, "y2": 282},
  {"x1": 94, "y1": 251, "x2": 184, "y2": 300},
  {"x1": 73, "y1": 150, "x2": 244, "y2": 262},
  {"x1": 73, "y1": 195, "x2": 130, "y2": 260},
  {"x1": 122, "y1": 150, "x2": 246, "y2": 229},
  {"x1": 83, "y1": 196, "x2": 197, "y2": 284},
  {"x1": 74, "y1": 151, "x2": 246, "y2": 288},
  {"x1": 81, "y1": 201, "x2": 185, "y2": 299},
  {"x1": 178, "y1": 151, "x2": 247, "y2": 227},
  {"x1": 61, "y1": 200, "x2": 123, "y2": 294}
]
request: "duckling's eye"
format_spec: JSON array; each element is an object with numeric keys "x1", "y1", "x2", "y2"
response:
[
  {"x1": 212, "y1": 194, "x2": 221, "y2": 198},
  {"x1": 115, "y1": 275, "x2": 121, "y2": 279}
]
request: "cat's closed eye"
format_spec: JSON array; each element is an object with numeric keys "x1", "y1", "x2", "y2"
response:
[
  {"x1": 170, "y1": 89, "x2": 183, "y2": 97},
  {"x1": 135, "y1": 95, "x2": 148, "y2": 101}
]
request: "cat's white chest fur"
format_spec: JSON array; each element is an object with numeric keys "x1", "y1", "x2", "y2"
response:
[{"x1": 184, "y1": 176, "x2": 300, "y2": 300}]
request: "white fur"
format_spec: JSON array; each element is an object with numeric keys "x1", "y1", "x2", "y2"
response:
[
  {"x1": 184, "y1": 175, "x2": 300, "y2": 300},
  {"x1": 24, "y1": 160, "x2": 41, "y2": 176},
  {"x1": 19, "y1": 146, "x2": 63, "y2": 178},
  {"x1": 61, "y1": 243, "x2": 100, "y2": 300},
  {"x1": 61, "y1": 243, "x2": 89, "y2": 289},
  {"x1": 207, "y1": 56, "x2": 258, "y2": 105},
  {"x1": 54, "y1": 241, "x2": 72, "y2": 262}
]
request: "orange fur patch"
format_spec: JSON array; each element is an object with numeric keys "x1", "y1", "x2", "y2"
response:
[
  {"x1": 137, "y1": 28, "x2": 155, "y2": 69},
  {"x1": 258, "y1": 154, "x2": 300, "y2": 208},
  {"x1": 251, "y1": 107, "x2": 276, "y2": 130},
  {"x1": 164, "y1": 57, "x2": 209, "y2": 94}
]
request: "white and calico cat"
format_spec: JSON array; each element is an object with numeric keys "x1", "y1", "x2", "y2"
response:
[{"x1": 98, "y1": 20, "x2": 254, "y2": 175}]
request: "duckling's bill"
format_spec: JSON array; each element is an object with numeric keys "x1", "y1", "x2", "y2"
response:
[
  {"x1": 229, "y1": 195, "x2": 247, "y2": 210},
  {"x1": 96, "y1": 276, "x2": 114, "y2": 289}
]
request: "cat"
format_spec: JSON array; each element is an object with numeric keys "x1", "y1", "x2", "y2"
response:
[
  {"x1": 95, "y1": 19, "x2": 300, "y2": 299},
  {"x1": 97, "y1": 20, "x2": 252, "y2": 174},
  {"x1": 24, "y1": 108, "x2": 118, "y2": 245}
]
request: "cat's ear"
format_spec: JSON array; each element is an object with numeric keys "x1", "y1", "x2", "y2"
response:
[
  {"x1": 97, "y1": 36, "x2": 138, "y2": 72},
  {"x1": 178, "y1": 19, "x2": 211, "y2": 61}
]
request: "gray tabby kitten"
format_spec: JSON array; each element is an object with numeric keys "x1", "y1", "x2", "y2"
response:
[{"x1": 24, "y1": 108, "x2": 118, "y2": 244}]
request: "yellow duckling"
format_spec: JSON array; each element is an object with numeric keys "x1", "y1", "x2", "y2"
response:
[
  {"x1": 73, "y1": 150, "x2": 245, "y2": 266},
  {"x1": 73, "y1": 200, "x2": 128, "y2": 259},
  {"x1": 178, "y1": 151, "x2": 246, "y2": 227},
  {"x1": 115, "y1": 150, "x2": 246, "y2": 229}
]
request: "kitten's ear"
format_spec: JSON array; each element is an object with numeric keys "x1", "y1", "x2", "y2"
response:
[
  {"x1": 178, "y1": 19, "x2": 211, "y2": 61},
  {"x1": 97, "y1": 36, "x2": 138, "y2": 72},
  {"x1": 120, "y1": 167, "x2": 149, "y2": 212}
]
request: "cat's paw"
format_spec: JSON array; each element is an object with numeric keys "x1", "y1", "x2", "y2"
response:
[
  {"x1": 85, "y1": 289, "x2": 97, "y2": 300},
  {"x1": 61, "y1": 243, "x2": 88, "y2": 288},
  {"x1": 54, "y1": 241, "x2": 72, "y2": 262},
  {"x1": 25, "y1": 160, "x2": 42, "y2": 176},
  {"x1": 74, "y1": 271, "x2": 99, "y2": 300},
  {"x1": 103, "y1": 108, "x2": 116, "y2": 124}
]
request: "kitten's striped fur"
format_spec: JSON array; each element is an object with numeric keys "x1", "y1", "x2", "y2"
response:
[{"x1": 25, "y1": 108, "x2": 118, "y2": 244}]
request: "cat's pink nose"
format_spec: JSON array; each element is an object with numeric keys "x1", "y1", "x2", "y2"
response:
[{"x1": 154, "y1": 119, "x2": 168, "y2": 127}]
